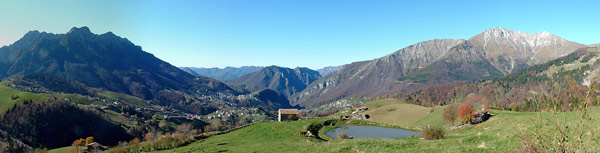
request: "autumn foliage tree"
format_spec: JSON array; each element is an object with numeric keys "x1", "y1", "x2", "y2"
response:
[
  {"x1": 85, "y1": 137, "x2": 94, "y2": 145},
  {"x1": 443, "y1": 103, "x2": 459, "y2": 126},
  {"x1": 204, "y1": 125, "x2": 213, "y2": 132},
  {"x1": 71, "y1": 139, "x2": 84, "y2": 152},
  {"x1": 458, "y1": 104, "x2": 474, "y2": 123},
  {"x1": 71, "y1": 139, "x2": 82, "y2": 147},
  {"x1": 144, "y1": 132, "x2": 155, "y2": 141},
  {"x1": 129, "y1": 138, "x2": 141, "y2": 145}
]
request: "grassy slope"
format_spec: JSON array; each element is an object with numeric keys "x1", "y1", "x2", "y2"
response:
[
  {"x1": 47, "y1": 146, "x2": 86, "y2": 153},
  {"x1": 159, "y1": 99, "x2": 600, "y2": 152},
  {"x1": 0, "y1": 84, "x2": 47, "y2": 113},
  {"x1": 39, "y1": 93, "x2": 106, "y2": 105},
  {"x1": 0, "y1": 81, "x2": 146, "y2": 114},
  {"x1": 0, "y1": 83, "x2": 138, "y2": 127},
  {"x1": 362, "y1": 99, "x2": 432, "y2": 126},
  {"x1": 411, "y1": 105, "x2": 447, "y2": 128},
  {"x1": 156, "y1": 119, "x2": 332, "y2": 153},
  {"x1": 100, "y1": 108, "x2": 138, "y2": 127},
  {"x1": 97, "y1": 91, "x2": 149, "y2": 107}
]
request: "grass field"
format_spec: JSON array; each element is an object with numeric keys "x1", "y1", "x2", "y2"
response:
[
  {"x1": 0, "y1": 84, "x2": 47, "y2": 114},
  {"x1": 97, "y1": 91, "x2": 149, "y2": 107},
  {"x1": 47, "y1": 146, "x2": 86, "y2": 153},
  {"x1": 99, "y1": 108, "x2": 139, "y2": 127},
  {"x1": 361, "y1": 99, "x2": 432, "y2": 126},
  {"x1": 39, "y1": 93, "x2": 106, "y2": 105},
  {"x1": 0, "y1": 81, "x2": 123, "y2": 114},
  {"x1": 411, "y1": 105, "x2": 447, "y2": 128},
  {"x1": 157, "y1": 98, "x2": 600, "y2": 152}
]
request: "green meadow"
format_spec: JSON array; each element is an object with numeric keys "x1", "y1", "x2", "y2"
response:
[{"x1": 157, "y1": 98, "x2": 600, "y2": 152}]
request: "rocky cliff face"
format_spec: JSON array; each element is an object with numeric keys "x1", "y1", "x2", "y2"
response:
[
  {"x1": 293, "y1": 28, "x2": 584, "y2": 107},
  {"x1": 402, "y1": 28, "x2": 584, "y2": 84},
  {"x1": 468, "y1": 27, "x2": 584, "y2": 74},
  {"x1": 291, "y1": 39, "x2": 466, "y2": 106}
]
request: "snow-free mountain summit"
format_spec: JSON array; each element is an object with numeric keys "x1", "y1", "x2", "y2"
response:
[{"x1": 291, "y1": 28, "x2": 584, "y2": 107}]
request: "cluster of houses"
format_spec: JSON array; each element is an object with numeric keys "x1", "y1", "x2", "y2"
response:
[
  {"x1": 163, "y1": 114, "x2": 202, "y2": 120},
  {"x1": 193, "y1": 93, "x2": 260, "y2": 109},
  {"x1": 206, "y1": 107, "x2": 265, "y2": 121},
  {"x1": 133, "y1": 106, "x2": 203, "y2": 121},
  {"x1": 206, "y1": 109, "x2": 236, "y2": 120},
  {"x1": 304, "y1": 98, "x2": 367, "y2": 115},
  {"x1": 196, "y1": 92, "x2": 246, "y2": 102},
  {"x1": 90, "y1": 100, "x2": 204, "y2": 121},
  {"x1": 5, "y1": 81, "x2": 52, "y2": 93},
  {"x1": 276, "y1": 106, "x2": 370, "y2": 122},
  {"x1": 236, "y1": 94, "x2": 259, "y2": 101}
]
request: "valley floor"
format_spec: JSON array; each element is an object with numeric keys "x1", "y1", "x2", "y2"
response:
[{"x1": 156, "y1": 99, "x2": 600, "y2": 152}]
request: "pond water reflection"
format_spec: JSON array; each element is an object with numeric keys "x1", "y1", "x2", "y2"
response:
[{"x1": 325, "y1": 125, "x2": 421, "y2": 139}]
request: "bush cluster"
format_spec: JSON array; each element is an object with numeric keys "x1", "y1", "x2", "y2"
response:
[
  {"x1": 109, "y1": 133, "x2": 194, "y2": 153},
  {"x1": 422, "y1": 126, "x2": 444, "y2": 140}
]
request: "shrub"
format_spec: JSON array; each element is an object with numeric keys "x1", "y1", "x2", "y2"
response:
[
  {"x1": 109, "y1": 133, "x2": 195, "y2": 152},
  {"x1": 85, "y1": 136, "x2": 94, "y2": 145},
  {"x1": 71, "y1": 139, "x2": 84, "y2": 152},
  {"x1": 422, "y1": 126, "x2": 444, "y2": 140},
  {"x1": 10, "y1": 95, "x2": 19, "y2": 100},
  {"x1": 458, "y1": 104, "x2": 474, "y2": 123},
  {"x1": 204, "y1": 125, "x2": 213, "y2": 132},
  {"x1": 144, "y1": 132, "x2": 155, "y2": 141},
  {"x1": 129, "y1": 138, "x2": 141, "y2": 145},
  {"x1": 306, "y1": 123, "x2": 323, "y2": 136},
  {"x1": 443, "y1": 103, "x2": 459, "y2": 126},
  {"x1": 518, "y1": 79, "x2": 600, "y2": 152}
]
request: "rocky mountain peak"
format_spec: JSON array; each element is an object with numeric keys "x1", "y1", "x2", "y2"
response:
[
  {"x1": 480, "y1": 27, "x2": 554, "y2": 39},
  {"x1": 0, "y1": 27, "x2": 234, "y2": 101},
  {"x1": 23, "y1": 30, "x2": 41, "y2": 38},
  {"x1": 293, "y1": 67, "x2": 311, "y2": 72},
  {"x1": 292, "y1": 28, "x2": 584, "y2": 107},
  {"x1": 482, "y1": 27, "x2": 509, "y2": 36},
  {"x1": 474, "y1": 27, "x2": 564, "y2": 48},
  {"x1": 66, "y1": 26, "x2": 92, "y2": 35},
  {"x1": 463, "y1": 28, "x2": 584, "y2": 74}
]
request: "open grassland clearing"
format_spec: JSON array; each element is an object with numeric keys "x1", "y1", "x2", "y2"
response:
[{"x1": 157, "y1": 99, "x2": 600, "y2": 152}]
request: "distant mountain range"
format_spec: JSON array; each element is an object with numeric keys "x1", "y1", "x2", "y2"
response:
[
  {"x1": 181, "y1": 66, "x2": 264, "y2": 81},
  {"x1": 316, "y1": 66, "x2": 341, "y2": 76},
  {"x1": 291, "y1": 28, "x2": 584, "y2": 107},
  {"x1": 226, "y1": 66, "x2": 321, "y2": 98},
  {"x1": 0, "y1": 27, "x2": 233, "y2": 101},
  {"x1": 0, "y1": 26, "x2": 589, "y2": 109},
  {"x1": 181, "y1": 65, "x2": 341, "y2": 80}
]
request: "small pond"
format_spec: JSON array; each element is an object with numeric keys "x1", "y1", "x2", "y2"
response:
[{"x1": 325, "y1": 125, "x2": 421, "y2": 139}]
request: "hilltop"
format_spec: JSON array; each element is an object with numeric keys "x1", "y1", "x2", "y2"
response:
[{"x1": 227, "y1": 65, "x2": 321, "y2": 98}]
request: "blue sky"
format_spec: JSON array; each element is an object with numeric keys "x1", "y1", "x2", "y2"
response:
[{"x1": 1, "y1": 0, "x2": 599, "y2": 69}]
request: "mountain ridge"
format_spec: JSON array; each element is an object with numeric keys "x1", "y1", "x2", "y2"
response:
[
  {"x1": 292, "y1": 28, "x2": 584, "y2": 107},
  {"x1": 0, "y1": 27, "x2": 234, "y2": 101},
  {"x1": 316, "y1": 66, "x2": 342, "y2": 76},
  {"x1": 227, "y1": 65, "x2": 321, "y2": 99},
  {"x1": 181, "y1": 66, "x2": 264, "y2": 81}
]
